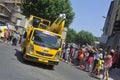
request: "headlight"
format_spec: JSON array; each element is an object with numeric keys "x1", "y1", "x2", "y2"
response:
[
  {"x1": 54, "y1": 51, "x2": 61, "y2": 60},
  {"x1": 29, "y1": 44, "x2": 34, "y2": 54}
]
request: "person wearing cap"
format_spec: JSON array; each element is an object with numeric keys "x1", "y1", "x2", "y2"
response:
[
  {"x1": 92, "y1": 48, "x2": 103, "y2": 72},
  {"x1": 111, "y1": 50, "x2": 119, "y2": 69},
  {"x1": 99, "y1": 48, "x2": 103, "y2": 59},
  {"x1": 103, "y1": 49, "x2": 115, "y2": 80},
  {"x1": 93, "y1": 57, "x2": 104, "y2": 76}
]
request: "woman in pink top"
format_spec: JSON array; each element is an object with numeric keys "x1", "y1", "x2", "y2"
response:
[{"x1": 103, "y1": 49, "x2": 115, "y2": 80}]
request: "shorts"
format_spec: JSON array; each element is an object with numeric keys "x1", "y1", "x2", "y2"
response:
[{"x1": 104, "y1": 63, "x2": 112, "y2": 69}]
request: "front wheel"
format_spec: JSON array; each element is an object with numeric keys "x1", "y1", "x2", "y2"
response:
[
  {"x1": 21, "y1": 48, "x2": 26, "y2": 56},
  {"x1": 21, "y1": 48, "x2": 27, "y2": 63},
  {"x1": 48, "y1": 65, "x2": 54, "y2": 70}
]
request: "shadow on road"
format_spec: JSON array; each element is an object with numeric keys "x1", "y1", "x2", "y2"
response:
[
  {"x1": 14, "y1": 49, "x2": 54, "y2": 70},
  {"x1": 109, "y1": 69, "x2": 120, "y2": 80},
  {"x1": 74, "y1": 66, "x2": 100, "y2": 80}
]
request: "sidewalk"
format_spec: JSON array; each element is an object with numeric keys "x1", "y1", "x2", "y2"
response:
[
  {"x1": 109, "y1": 68, "x2": 120, "y2": 80},
  {"x1": 75, "y1": 64, "x2": 120, "y2": 80},
  {"x1": 97, "y1": 68, "x2": 120, "y2": 80}
]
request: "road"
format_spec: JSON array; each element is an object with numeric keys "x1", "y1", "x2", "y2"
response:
[{"x1": 0, "y1": 43, "x2": 98, "y2": 80}]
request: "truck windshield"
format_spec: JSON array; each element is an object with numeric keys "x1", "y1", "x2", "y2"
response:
[{"x1": 32, "y1": 30, "x2": 61, "y2": 50}]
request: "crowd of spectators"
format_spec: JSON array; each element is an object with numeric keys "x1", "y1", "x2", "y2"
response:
[
  {"x1": 0, "y1": 29, "x2": 22, "y2": 46},
  {"x1": 61, "y1": 43, "x2": 120, "y2": 80}
]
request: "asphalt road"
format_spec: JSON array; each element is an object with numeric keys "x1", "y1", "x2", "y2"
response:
[{"x1": 0, "y1": 43, "x2": 97, "y2": 80}]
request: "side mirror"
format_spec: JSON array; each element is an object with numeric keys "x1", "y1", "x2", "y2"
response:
[{"x1": 23, "y1": 32, "x2": 27, "y2": 38}]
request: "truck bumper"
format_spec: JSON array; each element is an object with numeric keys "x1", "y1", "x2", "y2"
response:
[{"x1": 23, "y1": 53, "x2": 59, "y2": 65}]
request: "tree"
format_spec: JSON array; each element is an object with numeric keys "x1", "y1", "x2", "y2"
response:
[
  {"x1": 76, "y1": 30, "x2": 95, "y2": 45},
  {"x1": 66, "y1": 28, "x2": 77, "y2": 43},
  {"x1": 21, "y1": 0, "x2": 75, "y2": 27},
  {"x1": 94, "y1": 37, "x2": 100, "y2": 42}
]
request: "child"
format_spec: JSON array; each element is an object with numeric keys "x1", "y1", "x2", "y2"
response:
[{"x1": 93, "y1": 57, "x2": 104, "y2": 76}]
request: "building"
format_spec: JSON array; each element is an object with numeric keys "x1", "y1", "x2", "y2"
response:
[
  {"x1": 0, "y1": 0, "x2": 26, "y2": 34},
  {"x1": 100, "y1": 0, "x2": 120, "y2": 52},
  {"x1": 100, "y1": 1, "x2": 114, "y2": 48}
]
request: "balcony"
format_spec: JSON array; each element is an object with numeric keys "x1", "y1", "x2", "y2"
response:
[{"x1": 4, "y1": 0, "x2": 21, "y2": 4}]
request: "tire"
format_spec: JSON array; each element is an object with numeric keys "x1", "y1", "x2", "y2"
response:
[
  {"x1": 49, "y1": 65, "x2": 54, "y2": 70},
  {"x1": 22, "y1": 48, "x2": 26, "y2": 56},
  {"x1": 22, "y1": 48, "x2": 27, "y2": 63}
]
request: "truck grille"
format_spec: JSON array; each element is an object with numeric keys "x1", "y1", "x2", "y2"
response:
[{"x1": 36, "y1": 51, "x2": 53, "y2": 57}]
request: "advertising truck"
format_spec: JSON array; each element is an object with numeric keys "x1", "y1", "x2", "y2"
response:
[{"x1": 21, "y1": 14, "x2": 66, "y2": 69}]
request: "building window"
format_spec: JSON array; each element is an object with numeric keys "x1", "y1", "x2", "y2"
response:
[
  {"x1": 1, "y1": 8, "x2": 4, "y2": 13},
  {"x1": 0, "y1": 7, "x2": 1, "y2": 12}
]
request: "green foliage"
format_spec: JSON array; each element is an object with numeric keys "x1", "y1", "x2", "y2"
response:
[
  {"x1": 21, "y1": 0, "x2": 75, "y2": 27},
  {"x1": 94, "y1": 37, "x2": 100, "y2": 42},
  {"x1": 66, "y1": 28, "x2": 77, "y2": 43},
  {"x1": 66, "y1": 29, "x2": 95, "y2": 45},
  {"x1": 76, "y1": 30, "x2": 95, "y2": 45}
]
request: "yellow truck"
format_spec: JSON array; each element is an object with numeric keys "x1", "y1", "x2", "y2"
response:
[{"x1": 21, "y1": 14, "x2": 66, "y2": 69}]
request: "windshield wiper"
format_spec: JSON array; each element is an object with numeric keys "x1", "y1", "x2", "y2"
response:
[
  {"x1": 34, "y1": 40, "x2": 59, "y2": 49},
  {"x1": 45, "y1": 43, "x2": 59, "y2": 50},
  {"x1": 34, "y1": 41, "x2": 46, "y2": 47}
]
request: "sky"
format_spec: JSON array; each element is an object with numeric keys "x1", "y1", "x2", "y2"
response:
[{"x1": 70, "y1": 0, "x2": 112, "y2": 37}]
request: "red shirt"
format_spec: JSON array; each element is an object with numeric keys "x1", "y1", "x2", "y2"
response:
[{"x1": 112, "y1": 53, "x2": 119, "y2": 63}]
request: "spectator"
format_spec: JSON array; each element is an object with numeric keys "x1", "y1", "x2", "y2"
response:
[
  {"x1": 19, "y1": 35, "x2": 22, "y2": 44},
  {"x1": 61, "y1": 43, "x2": 66, "y2": 60},
  {"x1": 12, "y1": 32, "x2": 17, "y2": 46},
  {"x1": 65, "y1": 45, "x2": 70, "y2": 63},
  {"x1": 0, "y1": 29, "x2": 2, "y2": 41},
  {"x1": 69, "y1": 45, "x2": 75, "y2": 63},
  {"x1": 3, "y1": 29, "x2": 9, "y2": 43},
  {"x1": 84, "y1": 48, "x2": 89, "y2": 71},
  {"x1": 103, "y1": 49, "x2": 115, "y2": 80},
  {"x1": 92, "y1": 49, "x2": 99, "y2": 72},
  {"x1": 92, "y1": 48, "x2": 103, "y2": 73},
  {"x1": 79, "y1": 46, "x2": 85, "y2": 69},
  {"x1": 93, "y1": 57, "x2": 104, "y2": 76},
  {"x1": 87, "y1": 47, "x2": 96, "y2": 73},
  {"x1": 73, "y1": 47, "x2": 79, "y2": 66}
]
